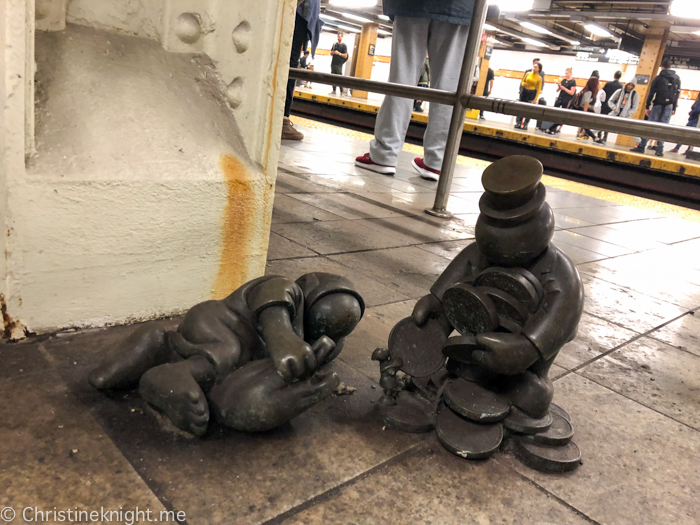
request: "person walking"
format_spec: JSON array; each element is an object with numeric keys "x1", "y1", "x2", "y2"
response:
[
  {"x1": 282, "y1": 0, "x2": 322, "y2": 141},
  {"x1": 571, "y1": 74, "x2": 599, "y2": 141},
  {"x1": 670, "y1": 92, "x2": 700, "y2": 155},
  {"x1": 514, "y1": 62, "x2": 543, "y2": 131},
  {"x1": 479, "y1": 67, "x2": 495, "y2": 120},
  {"x1": 630, "y1": 59, "x2": 681, "y2": 157},
  {"x1": 597, "y1": 70, "x2": 623, "y2": 144},
  {"x1": 329, "y1": 32, "x2": 349, "y2": 96},
  {"x1": 545, "y1": 67, "x2": 576, "y2": 135},
  {"x1": 355, "y1": 0, "x2": 474, "y2": 181}
]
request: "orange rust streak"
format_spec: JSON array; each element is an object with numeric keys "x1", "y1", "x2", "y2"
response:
[{"x1": 213, "y1": 156, "x2": 256, "y2": 300}]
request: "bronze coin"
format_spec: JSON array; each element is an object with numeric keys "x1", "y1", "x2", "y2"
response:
[
  {"x1": 443, "y1": 284, "x2": 500, "y2": 336},
  {"x1": 388, "y1": 317, "x2": 447, "y2": 378},
  {"x1": 504, "y1": 406, "x2": 553, "y2": 435},
  {"x1": 436, "y1": 405, "x2": 503, "y2": 460},
  {"x1": 443, "y1": 378, "x2": 511, "y2": 423},
  {"x1": 514, "y1": 437, "x2": 582, "y2": 473}
]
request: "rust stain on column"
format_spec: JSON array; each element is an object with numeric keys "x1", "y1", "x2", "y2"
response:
[{"x1": 213, "y1": 155, "x2": 257, "y2": 299}]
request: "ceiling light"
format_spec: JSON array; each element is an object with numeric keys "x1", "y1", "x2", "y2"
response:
[
  {"x1": 342, "y1": 13, "x2": 374, "y2": 24},
  {"x1": 487, "y1": 0, "x2": 534, "y2": 13},
  {"x1": 584, "y1": 23, "x2": 615, "y2": 39},
  {"x1": 570, "y1": 39, "x2": 581, "y2": 46},
  {"x1": 378, "y1": 15, "x2": 391, "y2": 21},
  {"x1": 670, "y1": 0, "x2": 700, "y2": 19},
  {"x1": 378, "y1": 29, "x2": 391, "y2": 35},
  {"x1": 483, "y1": 23, "x2": 498, "y2": 31},
  {"x1": 329, "y1": 0, "x2": 377, "y2": 7},
  {"x1": 695, "y1": 30, "x2": 700, "y2": 36},
  {"x1": 522, "y1": 37, "x2": 547, "y2": 47},
  {"x1": 334, "y1": 23, "x2": 361, "y2": 33},
  {"x1": 320, "y1": 15, "x2": 340, "y2": 22},
  {"x1": 520, "y1": 21, "x2": 552, "y2": 35}
]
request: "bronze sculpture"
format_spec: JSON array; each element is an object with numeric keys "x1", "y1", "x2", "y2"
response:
[
  {"x1": 90, "y1": 273, "x2": 364, "y2": 436},
  {"x1": 373, "y1": 156, "x2": 584, "y2": 472}
]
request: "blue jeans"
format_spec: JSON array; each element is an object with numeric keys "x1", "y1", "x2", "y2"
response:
[
  {"x1": 639, "y1": 104, "x2": 674, "y2": 150},
  {"x1": 674, "y1": 116, "x2": 699, "y2": 150}
]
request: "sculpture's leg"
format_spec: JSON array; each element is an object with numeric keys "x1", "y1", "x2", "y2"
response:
[
  {"x1": 501, "y1": 370, "x2": 553, "y2": 419},
  {"x1": 169, "y1": 330, "x2": 244, "y2": 383},
  {"x1": 139, "y1": 356, "x2": 215, "y2": 437},
  {"x1": 209, "y1": 359, "x2": 339, "y2": 432},
  {"x1": 89, "y1": 325, "x2": 172, "y2": 391}
]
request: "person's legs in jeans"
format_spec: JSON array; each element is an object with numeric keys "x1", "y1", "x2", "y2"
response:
[
  {"x1": 369, "y1": 17, "x2": 430, "y2": 167},
  {"x1": 655, "y1": 104, "x2": 674, "y2": 151},
  {"x1": 422, "y1": 20, "x2": 470, "y2": 169},
  {"x1": 674, "y1": 116, "x2": 699, "y2": 151},
  {"x1": 284, "y1": 14, "x2": 308, "y2": 118},
  {"x1": 638, "y1": 104, "x2": 665, "y2": 149}
]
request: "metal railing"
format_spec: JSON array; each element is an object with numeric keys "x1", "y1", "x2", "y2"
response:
[{"x1": 288, "y1": 0, "x2": 700, "y2": 217}]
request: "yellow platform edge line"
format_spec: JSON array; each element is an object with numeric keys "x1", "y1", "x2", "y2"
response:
[
  {"x1": 294, "y1": 90, "x2": 700, "y2": 179},
  {"x1": 289, "y1": 115, "x2": 700, "y2": 224}
]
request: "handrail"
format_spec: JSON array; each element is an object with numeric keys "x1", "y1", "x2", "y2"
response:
[{"x1": 288, "y1": 69, "x2": 700, "y2": 148}]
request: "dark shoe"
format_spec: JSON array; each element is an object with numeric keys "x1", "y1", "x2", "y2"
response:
[
  {"x1": 655, "y1": 148, "x2": 664, "y2": 157},
  {"x1": 670, "y1": 147, "x2": 680, "y2": 154},
  {"x1": 411, "y1": 157, "x2": 440, "y2": 181},
  {"x1": 479, "y1": 115, "x2": 486, "y2": 120},
  {"x1": 281, "y1": 117, "x2": 304, "y2": 141},
  {"x1": 594, "y1": 139, "x2": 604, "y2": 144},
  {"x1": 630, "y1": 146, "x2": 645, "y2": 153},
  {"x1": 522, "y1": 126, "x2": 528, "y2": 131},
  {"x1": 514, "y1": 124, "x2": 522, "y2": 129},
  {"x1": 647, "y1": 144, "x2": 657, "y2": 150}
]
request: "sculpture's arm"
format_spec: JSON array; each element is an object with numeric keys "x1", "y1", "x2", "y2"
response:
[
  {"x1": 521, "y1": 251, "x2": 584, "y2": 361},
  {"x1": 248, "y1": 277, "x2": 315, "y2": 381}
]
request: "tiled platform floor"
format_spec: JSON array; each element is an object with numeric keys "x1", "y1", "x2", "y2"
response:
[{"x1": 3, "y1": 121, "x2": 700, "y2": 524}]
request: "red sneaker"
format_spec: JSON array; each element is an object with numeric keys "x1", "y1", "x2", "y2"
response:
[
  {"x1": 411, "y1": 157, "x2": 440, "y2": 181},
  {"x1": 354, "y1": 153, "x2": 396, "y2": 175}
]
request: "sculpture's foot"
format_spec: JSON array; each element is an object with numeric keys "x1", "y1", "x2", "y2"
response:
[
  {"x1": 139, "y1": 360, "x2": 210, "y2": 437},
  {"x1": 379, "y1": 390, "x2": 435, "y2": 433},
  {"x1": 209, "y1": 359, "x2": 339, "y2": 432},
  {"x1": 89, "y1": 325, "x2": 170, "y2": 391},
  {"x1": 436, "y1": 403, "x2": 503, "y2": 459}
]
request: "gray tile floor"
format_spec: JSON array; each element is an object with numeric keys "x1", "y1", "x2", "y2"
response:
[{"x1": 3, "y1": 121, "x2": 700, "y2": 524}]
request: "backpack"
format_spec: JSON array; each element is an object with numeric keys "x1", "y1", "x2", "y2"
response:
[
  {"x1": 569, "y1": 90, "x2": 585, "y2": 110},
  {"x1": 655, "y1": 73, "x2": 680, "y2": 106}
]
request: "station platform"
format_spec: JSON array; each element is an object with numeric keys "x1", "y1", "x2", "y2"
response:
[
  {"x1": 293, "y1": 86, "x2": 700, "y2": 179},
  {"x1": 2, "y1": 118, "x2": 700, "y2": 524}
]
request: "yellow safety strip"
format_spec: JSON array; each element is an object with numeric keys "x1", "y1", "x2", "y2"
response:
[
  {"x1": 293, "y1": 90, "x2": 700, "y2": 178},
  {"x1": 288, "y1": 113, "x2": 700, "y2": 223}
]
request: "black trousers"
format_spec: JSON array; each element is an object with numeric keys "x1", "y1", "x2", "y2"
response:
[
  {"x1": 285, "y1": 13, "x2": 309, "y2": 118},
  {"x1": 331, "y1": 63, "x2": 344, "y2": 94},
  {"x1": 516, "y1": 89, "x2": 537, "y2": 127}
]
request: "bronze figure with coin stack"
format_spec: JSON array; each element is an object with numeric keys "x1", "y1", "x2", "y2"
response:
[{"x1": 373, "y1": 156, "x2": 584, "y2": 472}]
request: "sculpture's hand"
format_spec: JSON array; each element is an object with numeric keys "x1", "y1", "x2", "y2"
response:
[
  {"x1": 472, "y1": 333, "x2": 541, "y2": 376},
  {"x1": 412, "y1": 294, "x2": 442, "y2": 326},
  {"x1": 272, "y1": 336, "x2": 317, "y2": 382}
]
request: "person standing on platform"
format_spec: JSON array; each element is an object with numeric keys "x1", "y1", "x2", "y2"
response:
[
  {"x1": 355, "y1": 0, "x2": 474, "y2": 181},
  {"x1": 479, "y1": 67, "x2": 495, "y2": 120},
  {"x1": 670, "y1": 92, "x2": 700, "y2": 155},
  {"x1": 414, "y1": 57, "x2": 430, "y2": 112},
  {"x1": 571, "y1": 74, "x2": 599, "y2": 141},
  {"x1": 514, "y1": 62, "x2": 543, "y2": 131},
  {"x1": 545, "y1": 67, "x2": 577, "y2": 135},
  {"x1": 630, "y1": 59, "x2": 681, "y2": 157},
  {"x1": 597, "y1": 70, "x2": 623, "y2": 144},
  {"x1": 282, "y1": 0, "x2": 323, "y2": 141},
  {"x1": 608, "y1": 77, "x2": 640, "y2": 121},
  {"x1": 329, "y1": 32, "x2": 349, "y2": 96}
]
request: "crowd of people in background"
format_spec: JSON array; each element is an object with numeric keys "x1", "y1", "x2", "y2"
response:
[{"x1": 284, "y1": 0, "x2": 695, "y2": 162}]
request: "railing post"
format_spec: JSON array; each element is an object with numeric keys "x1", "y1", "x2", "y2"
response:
[{"x1": 426, "y1": 0, "x2": 489, "y2": 219}]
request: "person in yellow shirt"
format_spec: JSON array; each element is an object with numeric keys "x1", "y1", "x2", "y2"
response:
[{"x1": 515, "y1": 62, "x2": 543, "y2": 131}]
